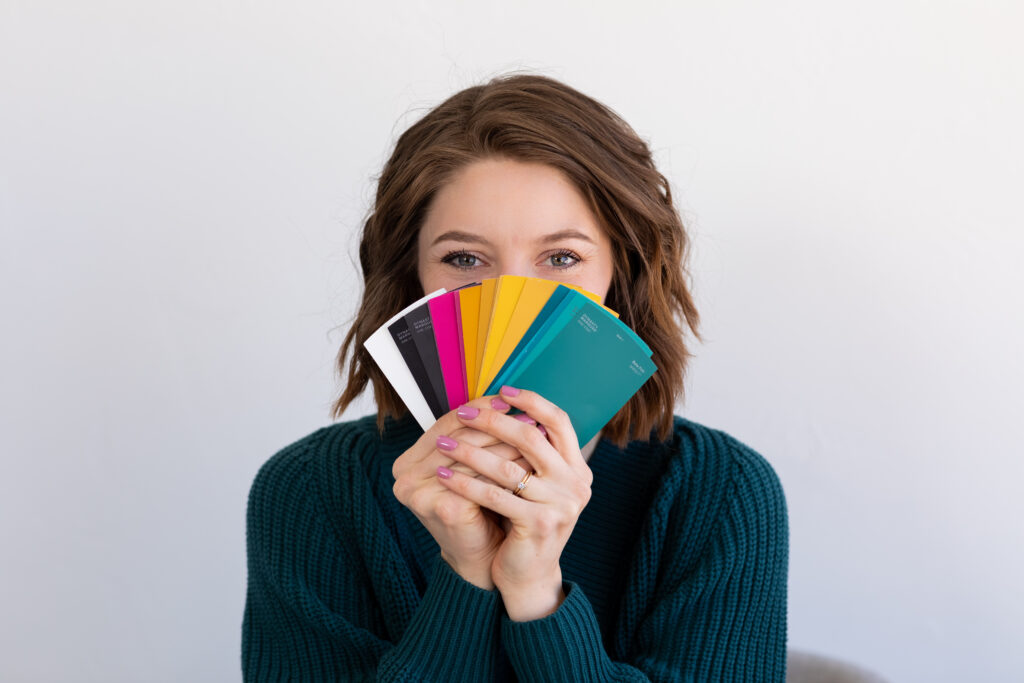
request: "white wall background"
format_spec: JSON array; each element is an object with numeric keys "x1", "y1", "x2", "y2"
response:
[{"x1": 2, "y1": 1, "x2": 1022, "y2": 681}]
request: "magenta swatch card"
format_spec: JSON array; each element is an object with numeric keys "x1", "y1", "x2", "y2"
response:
[
  {"x1": 428, "y1": 291, "x2": 468, "y2": 409},
  {"x1": 453, "y1": 291, "x2": 468, "y2": 391}
]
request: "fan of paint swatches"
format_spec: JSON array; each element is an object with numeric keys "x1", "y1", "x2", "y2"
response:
[{"x1": 363, "y1": 277, "x2": 656, "y2": 446}]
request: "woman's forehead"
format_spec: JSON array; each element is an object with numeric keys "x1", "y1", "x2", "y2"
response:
[{"x1": 420, "y1": 159, "x2": 604, "y2": 246}]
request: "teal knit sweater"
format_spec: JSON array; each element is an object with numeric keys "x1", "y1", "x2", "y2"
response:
[{"x1": 242, "y1": 413, "x2": 788, "y2": 681}]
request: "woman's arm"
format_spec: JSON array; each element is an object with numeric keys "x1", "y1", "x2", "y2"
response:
[
  {"x1": 437, "y1": 389, "x2": 789, "y2": 682},
  {"x1": 501, "y1": 440, "x2": 789, "y2": 682},
  {"x1": 241, "y1": 427, "x2": 511, "y2": 682}
]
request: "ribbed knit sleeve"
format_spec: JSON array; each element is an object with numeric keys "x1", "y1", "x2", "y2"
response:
[
  {"x1": 242, "y1": 424, "x2": 506, "y2": 682},
  {"x1": 380, "y1": 557, "x2": 505, "y2": 680},
  {"x1": 501, "y1": 579, "x2": 621, "y2": 679},
  {"x1": 501, "y1": 423, "x2": 789, "y2": 682}
]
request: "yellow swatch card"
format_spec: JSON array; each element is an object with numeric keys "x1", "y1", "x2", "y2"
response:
[
  {"x1": 484, "y1": 278, "x2": 560, "y2": 393},
  {"x1": 458, "y1": 284, "x2": 482, "y2": 401},
  {"x1": 476, "y1": 275, "x2": 527, "y2": 396},
  {"x1": 565, "y1": 283, "x2": 618, "y2": 318},
  {"x1": 471, "y1": 279, "x2": 497, "y2": 399}
]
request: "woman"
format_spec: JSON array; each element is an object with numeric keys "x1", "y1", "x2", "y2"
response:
[{"x1": 243, "y1": 73, "x2": 788, "y2": 681}]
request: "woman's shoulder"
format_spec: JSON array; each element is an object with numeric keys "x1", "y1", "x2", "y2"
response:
[
  {"x1": 253, "y1": 413, "x2": 372, "y2": 468},
  {"x1": 642, "y1": 415, "x2": 788, "y2": 576},
  {"x1": 667, "y1": 415, "x2": 784, "y2": 488},
  {"x1": 650, "y1": 415, "x2": 787, "y2": 523},
  {"x1": 248, "y1": 413, "x2": 415, "y2": 499}
]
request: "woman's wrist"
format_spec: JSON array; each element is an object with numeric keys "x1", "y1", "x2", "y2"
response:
[
  {"x1": 497, "y1": 572, "x2": 565, "y2": 621},
  {"x1": 440, "y1": 550, "x2": 496, "y2": 590}
]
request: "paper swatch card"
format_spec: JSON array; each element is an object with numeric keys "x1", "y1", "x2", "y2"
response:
[
  {"x1": 472, "y1": 278, "x2": 497, "y2": 397},
  {"x1": 476, "y1": 275, "x2": 528, "y2": 397},
  {"x1": 428, "y1": 290, "x2": 469, "y2": 410},
  {"x1": 364, "y1": 277, "x2": 657, "y2": 439},
  {"x1": 364, "y1": 289, "x2": 447, "y2": 429},
  {"x1": 495, "y1": 294, "x2": 654, "y2": 445},
  {"x1": 395, "y1": 303, "x2": 449, "y2": 419},
  {"x1": 458, "y1": 285, "x2": 482, "y2": 401}
]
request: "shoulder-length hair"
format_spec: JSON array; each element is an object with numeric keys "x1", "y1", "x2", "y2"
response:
[{"x1": 331, "y1": 73, "x2": 701, "y2": 447}]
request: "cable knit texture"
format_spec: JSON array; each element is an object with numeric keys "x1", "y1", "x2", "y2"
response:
[{"x1": 242, "y1": 412, "x2": 788, "y2": 681}]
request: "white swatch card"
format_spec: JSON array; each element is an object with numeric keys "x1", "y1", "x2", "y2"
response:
[{"x1": 363, "y1": 288, "x2": 448, "y2": 431}]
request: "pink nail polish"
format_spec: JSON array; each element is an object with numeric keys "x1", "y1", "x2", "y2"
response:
[
  {"x1": 500, "y1": 385, "x2": 521, "y2": 397},
  {"x1": 513, "y1": 414, "x2": 536, "y2": 425},
  {"x1": 491, "y1": 398, "x2": 510, "y2": 411},
  {"x1": 537, "y1": 424, "x2": 547, "y2": 436},
  {"x1": 457, "y1": 405, "x2": 480, "y2": 419},
  {"x1": 436, "y1": 435, "x2": 457, "y2": 451},
  {"x1": 437, "y1": 466, "x2": 453, "y2": 479}
]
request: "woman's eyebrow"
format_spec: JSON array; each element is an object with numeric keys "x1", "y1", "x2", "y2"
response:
[
  {"x1": 537, "y1": 229, "x2": 596, "y2": 245},
  {"x1": 430, "y1": 229, "x2": 596, "y2": 247},
  {"x1": 431, "y1": 230, "x2": 490, "y2": 247}
]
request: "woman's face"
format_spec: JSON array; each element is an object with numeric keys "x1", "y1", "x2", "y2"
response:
[{"x1": 417, "y1": 158, "x2": 615, "y2": 302}]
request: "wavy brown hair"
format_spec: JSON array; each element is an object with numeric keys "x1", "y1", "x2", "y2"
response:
[{"x1": 331, "y1": 73, "x2": 701, "y2": 447}]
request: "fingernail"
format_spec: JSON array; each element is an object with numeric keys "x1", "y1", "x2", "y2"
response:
[
  {"x1": 436, "y1": 435, "x2": 457, "y2": 451},
  {"x1": 537, "y1": 424, "x2": 547, "y2": 436},
  {"x1": 437, "y1": 466, "x2": 453, "y2": 479},
  {"x1": 513, "y1": 414, "x2": 536, "y2": 425},
  {"x1": 457, "y1": 405, "x2": 480, "y2": 419},
  {"x1": 500, "y1": 385, "x2": 521, "y2": 397},
  {"x1": 491, "y1": 397, "x2": 510, "y2": 411}
]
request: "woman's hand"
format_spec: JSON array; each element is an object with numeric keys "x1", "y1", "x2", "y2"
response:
[
  {"x1": 433, "y1": 386, "x2": 593, "y2": 621},
  {"x1": 391, "y1": 396, "x2": 523, "y2": 590}
]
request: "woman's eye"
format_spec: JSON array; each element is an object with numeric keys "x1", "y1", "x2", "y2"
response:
[
  {"x1": 548, "y1": 251, "x2": 580, "y2": 268},
  {"x1": 442, "y1": 251, "x2": 481, "y2": 269}
]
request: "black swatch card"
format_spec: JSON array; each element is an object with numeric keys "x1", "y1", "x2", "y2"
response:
[
  {"x1": 388, "y1": 316, "x2": 446, "y2": 419},
  {"x1": 403, "y1": 303, "x2": 449, "y2": 416}
]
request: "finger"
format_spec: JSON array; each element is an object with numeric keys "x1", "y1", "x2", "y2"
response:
[
  {"x1": 413, "y1": 436, "x2": 525, "y2": 490},
  {"x1": 436, "y1": 466, "x2": 531, "y2": 519},
  {"x1": 449, "y1": 426, "x2": 506, "y2": 451},
  {"x1": 454, "y1": 400, "x2": 563, "y2": 478},
  {"x1": 396, "y1": 395, "x2": 513, "y2": 474},
  {"x1": 473, "y1": 452, "x2": 532, "y2": 487},
  {"x1": 438, "y1": 435, "x2": 533, "y2": 494},
  {"x1": 433, "y1": 429, "x2": 523, "y2": 469},
  {"x1": 496, "y1": 386, "x2": 581, "y2": 464},
  {"x1": 428, "y1": 395, "x2": 512, "y2": 448},
  {"x1": 449, "y1": 441, "x2": 531, "y2": 488},
  {"x1": 449, "y1": 412, "x2": 540, "y2": 447}
]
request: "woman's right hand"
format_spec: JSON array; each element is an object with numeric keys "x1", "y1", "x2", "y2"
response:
[{"x1": 392, "y1": 396, "x2": 524, "y2": 590}]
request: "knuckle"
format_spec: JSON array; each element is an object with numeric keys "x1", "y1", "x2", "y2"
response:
[
  {"x1": 484, "y1": 485, "x2": 504, "y2": 507},
  {"x1": 451, "y1": 447, "x2": 474, "y2": 472},
  {"x1": 580, "y1": 484, "x2": 593, "y2": 506},
  {"x1": 534, "y1": 510, "x2": 557, "y2": 535},
  {"x1": 573, "y1": 485, "x2": 592, "y2": 513},
  {"x1": 559, "y1": 500, "x2": 579, "y2": 520},
  {"x1": 532, "y1": 427, "x2": 553, "y2": 452},
  {"x1": 499, "y1": 458, "x2": 521, "y2": 483},
  {"x1": 453, "y1": 427, "x2": 482, "y2": 446},
  {"x1": 492, "y1": 443, "x2": 519, "y2": 461},
  {"x1": 395, "y1": 476, "x2": 420, "y2": 502},
  {"x1": 407, "y1": 488, "x2": 430, "y2": 513},
  {"x1": 479, "y1": 409, "x2": 499, "y2": 431},
  {"x1": 432, "y1": 415, "x2": 458, "y2": 439},
  {"x1": 554, "y1": 405, "x2": 570, "y2": 425},
  {"x1": 580, "y1": 464, "x2": 594, "y2": 488},
  {"x1": 435, "y1": 497, "x2": 460, "y2": 525}
]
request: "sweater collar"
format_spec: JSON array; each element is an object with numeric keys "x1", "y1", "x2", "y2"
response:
[{"x1": 376, "y1": 411, "x2": 425, "y2": 462}]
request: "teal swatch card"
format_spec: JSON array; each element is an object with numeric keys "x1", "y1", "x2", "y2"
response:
[{"x1": 498, "y1": 296, "x2": 656, "y2": 446}]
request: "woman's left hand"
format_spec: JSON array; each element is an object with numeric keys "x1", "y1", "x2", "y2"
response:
[{"x1": 434, "y1": 386, "x2": 593, "y2": 621}]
